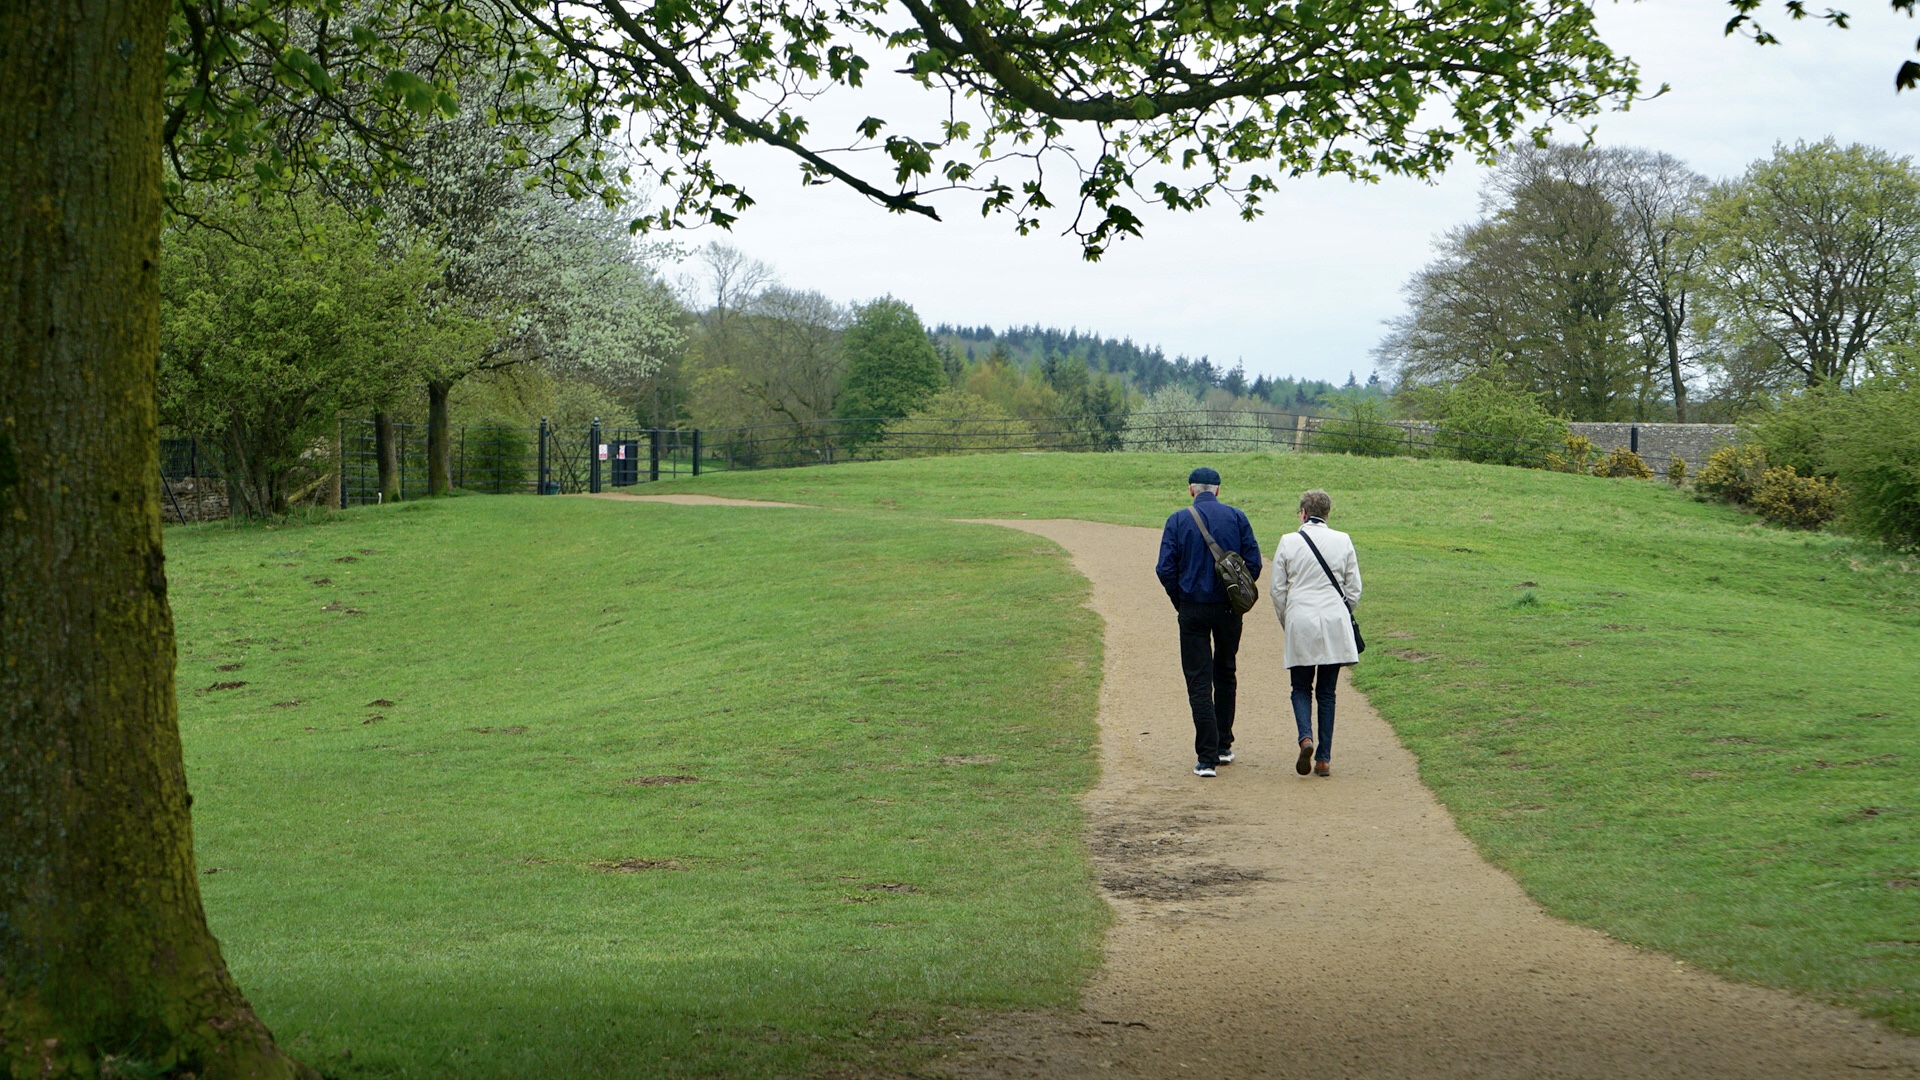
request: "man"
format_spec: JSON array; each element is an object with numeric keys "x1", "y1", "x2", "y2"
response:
[{"x1": 1156, "y1": 466, "x2": 1263, "y2": 777}]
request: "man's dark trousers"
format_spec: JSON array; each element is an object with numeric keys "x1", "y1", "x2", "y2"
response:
[{"x1": 1177, "y1": 600, "x2": 1242, "y2": 766}]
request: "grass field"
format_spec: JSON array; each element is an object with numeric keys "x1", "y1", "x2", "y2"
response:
[
  {"x1": 660, "y1": 451, "x2": 1920, "y2": 1034},
  {"x1": 167, "y1": 496, "x2": 1104, "y2": 1078}
]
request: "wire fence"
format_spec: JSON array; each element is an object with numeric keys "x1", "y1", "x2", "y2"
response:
[
  {"x1": 160, "y1": 411, "x2": 1578, "y2": 522},
  {"x1": 329, "y1": 409, "x2": 1567, "y2": 507}
]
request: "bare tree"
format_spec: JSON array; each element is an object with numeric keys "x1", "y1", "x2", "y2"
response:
[{"x1": 1608, "y1": 149, "x2": 1710, "y2": 421}]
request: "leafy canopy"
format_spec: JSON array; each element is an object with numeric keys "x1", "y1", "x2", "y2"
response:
[
  {"x1": 168, "y1": 0, "x2": 1642, "y2": 257},
  {"x1": 836, "y1": 297, "x2": 946, "y2": 435}
]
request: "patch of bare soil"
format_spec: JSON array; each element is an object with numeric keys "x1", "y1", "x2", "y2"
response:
[
  {"x1": 915, "y1": 518, "x2": 1920, "y2": 1080},
  {"x1": 588, "y1": 857, "x2": 684, "y2": 873},
  {"x1": 580, "y1": 492, "x2": 814, "y2": 508}
]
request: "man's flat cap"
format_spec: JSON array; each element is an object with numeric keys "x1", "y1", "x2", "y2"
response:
[{"x1": 1188, "y1": 466, "x2": 1222, "y2": 486}]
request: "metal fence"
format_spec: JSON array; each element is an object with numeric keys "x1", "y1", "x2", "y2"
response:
[
  {"x1": 156, "y1": 411, "x2": 1677, "y2": 522},
  {"x1": 332, "y1": 409, "x2": 1575, "y2": 507}
]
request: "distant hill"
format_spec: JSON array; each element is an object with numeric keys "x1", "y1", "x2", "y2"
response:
[{"x1": 927, "y1": 323, "x2": 1377, "y2": 410}]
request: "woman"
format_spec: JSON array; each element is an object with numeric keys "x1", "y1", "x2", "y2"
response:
[{"x1": 1269, "y1": 489, "x2": 1362, "y2": 777}]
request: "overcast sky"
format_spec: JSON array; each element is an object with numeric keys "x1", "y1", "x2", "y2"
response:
[{"x1": 677, "y1": 1, "x2": 1920, "y2": 384}]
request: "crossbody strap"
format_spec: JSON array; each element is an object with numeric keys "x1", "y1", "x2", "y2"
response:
[
  {"x1": 1186, "y1": 504, "x2": 1229, "y2": 561},
  {"x1": 1298, "y1": 528, "x2": 1351, "y2": 611}
]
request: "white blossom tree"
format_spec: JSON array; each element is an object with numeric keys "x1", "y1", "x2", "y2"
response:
[{"x1": 356, "y1": 95, "x2": 684, "y2": 494}]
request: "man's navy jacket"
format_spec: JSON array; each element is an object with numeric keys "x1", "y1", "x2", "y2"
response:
[{"x1": 1156, "y1": 492, "x2": 1263, "y2": 606}]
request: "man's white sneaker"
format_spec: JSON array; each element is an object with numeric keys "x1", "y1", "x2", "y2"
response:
[
  {"x1": 1194, "y1": 763, "x2": 1218, "y2": 777},
  {"x1": 1218, "y1": 748, "x2": 1236, "y2": 764}
]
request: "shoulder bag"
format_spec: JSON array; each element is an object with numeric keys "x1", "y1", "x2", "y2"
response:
[
  {"x1": 1299, "y1": 527, "x2": 1365, "y2": 654},
  {"x1": 1186, "y1": 505, "x2": 1259, "y2": 615}
]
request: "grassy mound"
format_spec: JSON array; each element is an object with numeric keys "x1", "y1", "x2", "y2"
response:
[
  {"x1": 672, "y1": 451, "x2": 1920, "y2": 1034},
  {"x1": 168, "y1": 496, "x2": 1104, "y2": 1077}
]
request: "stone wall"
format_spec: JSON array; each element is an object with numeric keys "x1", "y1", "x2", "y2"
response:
[
  {"x1": 163, "y1": 476, "x2": 229, "y2": 523},
  {"x1": 1568, "y1": 423, "x2": 1739, "y2": 471}
]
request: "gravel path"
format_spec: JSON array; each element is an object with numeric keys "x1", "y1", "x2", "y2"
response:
[{"x1": 929, "y1": 518, "x2": 1920, "y2": 1079}]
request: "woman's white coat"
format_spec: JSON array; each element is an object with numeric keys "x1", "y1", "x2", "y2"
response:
[{"x1": 1270, "y1": 520, "x2": 1362, "y2": 668}]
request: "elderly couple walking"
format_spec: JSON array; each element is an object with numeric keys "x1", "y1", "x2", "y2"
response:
[{"x1": 1155, "y1": 466, "x2": 1363, "y2": 779}]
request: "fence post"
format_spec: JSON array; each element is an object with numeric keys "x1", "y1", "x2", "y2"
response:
[
  {"x1": 691, "y1": 429, "x2": 701, "y2": 476},
  {"x1": 537, "y1": 418, "x2": 550, "y2": 494},
  {"x1": 649, "y1": 429, "x2": 661, "y2": 482},
  {"x1": 589, "y1": 417, "x2": 602, "y2": 494},
  {"x1": 338, "y1": 419, "x2": 347, "y2": 509},
  {"x1": 1630, "y1": 424, "x2": 1639, "y2": 453}
]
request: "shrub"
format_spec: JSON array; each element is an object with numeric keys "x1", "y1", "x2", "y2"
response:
[
  {"x1": 1822, "y1": 375, "x2": 1920, "y2": 549},
  {"x1": 1694, "y1": 444, "x2": 1768, "y2": 504},
  {"x1": 1313, "y1": 391, "x2": 1405, "y2": 457},
  {"x1": 1743, "y1": 389, "x2": 1836, "y2": 478},
  {"x1": 1666, "y1": 454, "x2": 1688, "y2": 487},
  {"x1": 1545, "y1": 433, "x2": 1598, "y2": 474},
  {"x1": 1751, "y1": 466, "x2": 1844, "y2": 529},
  {"x1": 1121, "y1": 386, "x2": 1279, "y2": 452},
  {"x1": 880, "y1": 390, "x2": 1034, "y2": 457},
  {"x1": 1422, "y1": 368, "x2": 1569, "y2": 466},
  {"x1": 1593, "y1": 446, "x2": 1654, "y2": 479}
]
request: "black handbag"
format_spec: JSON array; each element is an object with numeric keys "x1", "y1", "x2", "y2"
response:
[
  {"x1": 1186, "y1": 505, "x2": 1259, "y2": 615},
  {"x1": 1299, "y1": 527, "x2": 1365, "y2": 654}
]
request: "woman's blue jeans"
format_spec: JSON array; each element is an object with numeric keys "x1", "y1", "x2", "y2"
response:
[{"x1": 1289, "y1": 664, "x2": 1341, "y2": 762}]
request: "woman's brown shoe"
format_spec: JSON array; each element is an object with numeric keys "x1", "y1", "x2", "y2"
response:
[
  {"x1": 1295, "y1": 739, "x2": 1314, "y2": 775},
  {"x1": 1314, "y1": 760, "x2": 1331, "y2": 777}
]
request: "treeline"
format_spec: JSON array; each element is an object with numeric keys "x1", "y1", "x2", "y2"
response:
[
  {"x1": 637, "y1": 245, "x2": 1374, "y2": 453},
  {"x1": 1379, "y1": 138, "x2": 1919, "y2": 421},
  {"x1": 928, "y1": 324, "x2": 1371, "y2": 408},
  {"x1": 1377, "y1": 138, "x2": 1920, "y2": 549}
]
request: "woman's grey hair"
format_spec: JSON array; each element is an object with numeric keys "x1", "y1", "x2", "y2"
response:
[{"x1": 1300, "y1": 489, "x2": 1332, "y2": 519}]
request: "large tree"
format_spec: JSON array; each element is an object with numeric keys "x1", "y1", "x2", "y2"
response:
[
  {"x1": 1608, "y1": 149, "x2": 1709, "y2": 421},
  {"x1": 4, "y1": 0, "x2": 1639, "y2": 1074},
  {"x1": 835, "y1": 297, "x2": 946, "y2": 442},
  {"x1": 1694, "y1": 139, "x2": 1920, "y2": 390},
  {"x1": 1380, "y1": 144, "x2": 1656, "y2": 421},
  {"x1": 355, "y1": 91, "x2": 681, "y2": 495},
  {"x1": 1, "y1": 4, "x2": 314, "y2": 1077}
]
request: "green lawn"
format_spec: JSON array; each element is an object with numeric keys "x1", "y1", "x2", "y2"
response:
[
  {"x1": 663, "y1": 451, "x2": 1920, "y2": 1034},
  {"x1": 168, "y1": 496, "x2": 1104, "y2": 1078}
]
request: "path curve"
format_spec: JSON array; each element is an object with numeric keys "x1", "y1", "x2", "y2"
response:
[{"x1": 929, "y1": 519, "x2": 1920, "y2": 1079}]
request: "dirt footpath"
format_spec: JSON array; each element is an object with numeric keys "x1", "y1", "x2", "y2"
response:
[{"x1": 929, "y1": 518, "x2": 1920, "y2": 1080}]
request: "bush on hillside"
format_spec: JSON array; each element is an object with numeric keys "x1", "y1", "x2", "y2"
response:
[
  {"x1": 1822, "y1": 374, "x2": 1920, "y2": 549},
  {"x1": 1694, "y1": 444, "x2": 1768, "y2": 504},
  {"x1": 880, "y1": 390, "x2": 1035, "y2": 457},
  {"x1": 1545, "y1": 433, "x2": 1599, "y2": 474},
  {"x1": 1593, "y1": 446, "x2": 1654, "y2": 479},
  {"x1": 1666, "y1": 454, "x2": 1689, "y2": 487},
  {"x1": 1314, "y1": 392, "x2": 1406, "y2": 456},
  {"x1": 1751, "y1": 466, "x2": 1844, "y2": 529},
  {"x1": 1743, "y1": 390, "x2": 1836, "y2": 478},
  {"x1": 1421, "y1": 368, "x2": 1569, "y2": 466}
]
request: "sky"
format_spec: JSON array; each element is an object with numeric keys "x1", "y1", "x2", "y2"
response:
[{"x1": 674, "y1": 0, "x2": 1920, "y2": 384}]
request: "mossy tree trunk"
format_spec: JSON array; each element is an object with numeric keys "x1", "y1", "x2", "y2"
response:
[
  {"x1": 0, "y1": 4, "x2": 314, "y2": 1077},
  {"x1": 426, "y1": 378, "x2": 453, "y2": 495}
]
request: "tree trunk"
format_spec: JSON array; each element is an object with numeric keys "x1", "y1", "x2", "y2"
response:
[
  {"x1": 426, "y1": 378, "x2": 452, "y2": 496},
  {"x1": 1666, "y1": 320, "x2": 1689, "y2": 423},
  {"x1": 374, "y1": 410, "x2": 401, "y2": 503},
  {"x1": 0, "y1": 5, "x2": 314, "y2": 1078}
]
